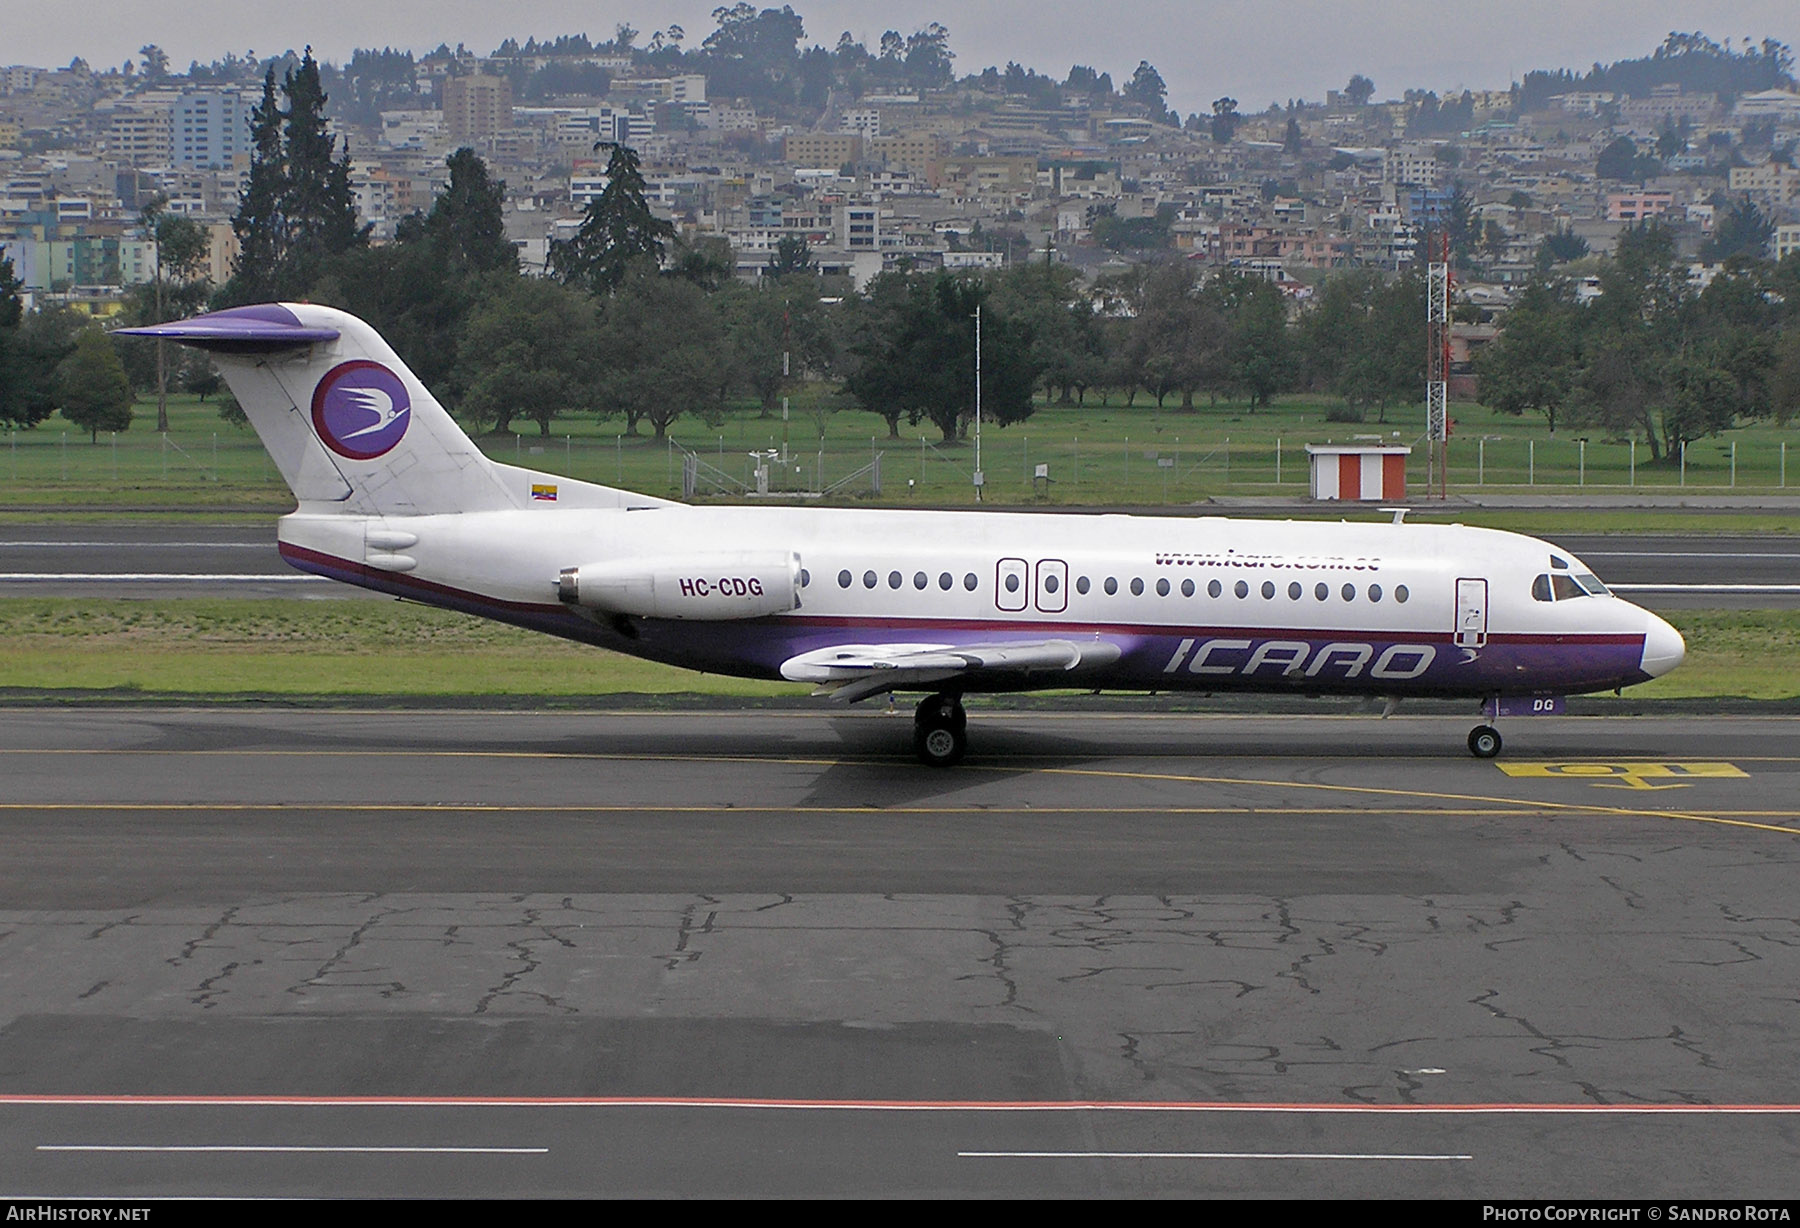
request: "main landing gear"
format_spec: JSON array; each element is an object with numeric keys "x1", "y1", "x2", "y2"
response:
[
  {"x1": 1467, "y1": 724, "x2": 1503, "y2": 759},
  {"x1": 914, "y1": 693, "x2": 967, "y2": 767}
]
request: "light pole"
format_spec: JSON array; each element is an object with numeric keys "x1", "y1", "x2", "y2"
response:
[{"x1": 972, "y1": 303, "x2": 984, "y2": 502}]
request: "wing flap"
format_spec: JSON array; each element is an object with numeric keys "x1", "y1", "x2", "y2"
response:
[{"x1": 781, "y1": 638, "x2": 1121, "y2": 701}]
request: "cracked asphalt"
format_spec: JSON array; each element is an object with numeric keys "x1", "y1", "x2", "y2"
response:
[{"x1": 1, "y1": 707, "x2": 1797, "y2": 1196}]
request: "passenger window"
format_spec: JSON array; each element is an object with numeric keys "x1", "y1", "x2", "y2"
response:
[
  {"x1": 1181, "y1": 579, "x2": 1194, "y2": 597},
  {"x1": 1104, "y1": 577, "x2": 1118, "y2": 595},
  {"x1": 838, "y1": 570, "x2": 852, "y2": 588},
  {"x1": 1076, "y1": 576, "x2": 1090, "y2": 595},
  {"x1": 913, "y1": 571, "x2": 927, "y2": 590},
  {"x1": 1209, "y1": 579, "x2": 1223, "y2": 598},
  {"x1": 1288, "y1": 582, "x2": 1302, "y2": 600},
  {"x1": 1045, "y1": 574, "x2": 1060, "y2": 593},
  {"x1": 1235, "y1": 580, "x2": 1249, "y2": 598},
  {"x1": 1314, "y1": 582, "x2": 1328, "y2": 601},
  {"x1": 1260, "y1": 581, "x2": 1276, "y2": 599},
  {"x1": 939, "y1": 572, "x2": 953, "y2": 590},
  {"x1": 1004, "y1": 573, "x2": 1021, "y2": 592},
  {"x1": 888, "y1": 571, "x2": 903, "y2": 589},
  {"x1": 863, "y1": 570, "x2": 877, "y2": 589},
  {"x1": 963, "y1": 573, "x2": 978, "y2": 591},
  {"x1": 1342, "y1": 583, "x2": 1356, "y2": 601},
  {"x1": 1130, "y1": 578, "x2": 1145, "y2": 596},
  {"x1": 1395, "y1": 585, "x2": 1409, "y2": 603},
  {"x1": 1155, "y1": 578, "x2": 1170, "y2": 596},
  {"x1": 1369, "y1": 584, "x2": 1382, "y2": 603}
]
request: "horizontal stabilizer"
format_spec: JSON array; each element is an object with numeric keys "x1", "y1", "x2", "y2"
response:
[{"x1": 115, "y1": 304, "x2": 340, "y2": 353}]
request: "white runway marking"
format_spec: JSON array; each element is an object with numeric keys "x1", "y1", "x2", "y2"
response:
[
  {"x1": 959, "y1": 1150, "x2": 1472, "y2": 1161},
  {"x1": 38, "y1": 1137, "x2": 543, "y2": 1145}
]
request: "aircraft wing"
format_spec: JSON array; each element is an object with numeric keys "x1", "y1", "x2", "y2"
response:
[{"x1": 781, "y1": 638, "x2": 1122, "y2": 702}]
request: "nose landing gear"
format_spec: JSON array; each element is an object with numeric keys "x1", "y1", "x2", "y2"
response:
[{"x1": 914, "y1": 693, "x2": 967, "y2": 767}]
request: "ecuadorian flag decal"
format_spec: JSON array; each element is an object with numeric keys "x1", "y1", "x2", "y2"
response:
[{"x1": 531, "y1": 484, "x2": 558, "y2": 502}]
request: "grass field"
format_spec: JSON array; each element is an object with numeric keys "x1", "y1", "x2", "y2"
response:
[
  {"x1": 5, "y1": 388, "x2": 1800, "y2": 514},
  {"x1": 1, "y1": 598, "x2": 1793, "y2": 702}
]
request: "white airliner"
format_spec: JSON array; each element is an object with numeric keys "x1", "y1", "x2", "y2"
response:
[{"x1": 121, "y1": 304, "x2": 1685, "y2": 766}]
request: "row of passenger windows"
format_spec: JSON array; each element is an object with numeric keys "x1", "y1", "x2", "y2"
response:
[
  {"x1": 832, "y1": 567, "x2": 1408, "y2": 604},
  {"x1": 837, "y1": 569, "x2": 980, "y2": 591}
]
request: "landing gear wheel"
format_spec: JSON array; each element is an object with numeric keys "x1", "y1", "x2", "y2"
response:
[
  {"x1": 913, "y1": 693, "x2": 968, "y2": 767},
  {"x1": 914, "y1": 721, "x2": 967, "y2": 768},
  {"x1": 1468, "y1": 725, "x2": 1503, "y2": 759}
]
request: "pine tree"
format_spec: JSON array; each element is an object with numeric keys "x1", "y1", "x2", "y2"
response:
[
  {"x1": 227, "y1": 68, "x2": 286, "y2": 303},
  {"x1": 548, "y1": 143, "x2": 675, "y2": 294},
  {"x1": 224, "y1": 49, "x2": 367, "y2": 304}
]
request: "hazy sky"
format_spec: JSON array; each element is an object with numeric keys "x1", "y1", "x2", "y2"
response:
[{"x1": 12, "y1": 1, "x2": 1799, "y2": 115}]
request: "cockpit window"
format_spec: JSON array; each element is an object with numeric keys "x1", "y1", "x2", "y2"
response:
[
  {"x1": 1532, "y1": 574, "x2": 1553, "y2": 602},
  {"x1": 1574, "y1": 573, "x2": 1609, "y2": 596},
  {"x1": 1551, "y1": 574, "x2": 1586, "y2": 600},
  {"x1": 1550, "y1": 555, "x2": 1570, "y2": 571}
]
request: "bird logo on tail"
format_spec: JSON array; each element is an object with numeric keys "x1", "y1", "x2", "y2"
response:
[{"x1": 312, "y1": 361, "x2": 413, "y2": 460}]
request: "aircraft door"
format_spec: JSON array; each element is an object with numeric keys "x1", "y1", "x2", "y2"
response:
[
  {"x1": 1455, "y1": 577, "x2": 1488, "y2": 649},
  {"x1": 996, "y1": 558, "x2": 1029, "y2": 612},
  {"x1": 1035, "y1": 559, "x2": 1068, "y2": 613}
]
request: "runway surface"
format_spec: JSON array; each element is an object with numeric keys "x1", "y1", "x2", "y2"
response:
[
  {"x1": 2, "y1": 525, "x2": 1796, "y2": 606},
  {"x1": 2, "y1": 706, "x2": 1798, "y2": 1197}
]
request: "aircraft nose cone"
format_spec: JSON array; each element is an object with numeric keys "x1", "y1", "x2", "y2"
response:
[{"x1": 1640, "y1": 612, "x2": 1685, "y2": 678}]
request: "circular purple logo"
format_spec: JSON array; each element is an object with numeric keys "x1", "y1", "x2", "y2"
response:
[{"x1": 312, "y1": 360, "x2": 412, "y2": 460}]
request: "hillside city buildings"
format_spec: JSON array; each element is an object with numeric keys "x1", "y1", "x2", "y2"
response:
[{"x1": 3, "y1": 47, "x2": 1798, "y2": 329}]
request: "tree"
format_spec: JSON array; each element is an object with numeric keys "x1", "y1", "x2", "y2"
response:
[
  {"x1": 845, "y1": 272, "x2": 1038, "y2": 442},
  {"x1": 138, "y1": 198, "x2": 212, "y2": 430},
  {"x1": 1210, "y1": 97, "x2": 1241, "y2": 143},
  {"x1": 55, "y1": 329, "x2": 133, "y2": 442},
  {"x1": 1213, "y1": 273, "x2": 1292, "y2": 409},
  {"x1": 766, "y1": 234, "x2": 815, "y2": 280},
  {"x1": 986, "y1": 262, "x2": 1106, "y2": 405},
  {"x1": 138, "y1": 44, "x2": 170, "y2": 81},
  {"x1": 1, "y1": 296, "x2": 80, "y2": 431},
  {"x1": 1700, "y1": 196, "x2": 1774, "y2": 263},
  {"x1": 1595, "y1": 136, "x2": 1661, "y2": 184},
  {"x1": 591, "y1": 268, "x2": 727, "y2": 439},
  {"x1": 398, "y1": 147, "x2": 516, "y2": 274},
  {"x1": 223, "y1": 51, "x2": 368, "y2": 304},
  {"x1": 1283, "y1": 115, "x2": 1303, "y2": 155},
  {"x1": 1344, "y1": 74, "x2": 1375, "y2": 106},
  {"x1": 1123, "y1": 61, "x2": 1169, "y2": 122},
  {"x1": 548, "y1": 143, "x2": 675, "y2": 294},
  {"x1": 455, "y1": 276, "x2": 599, "y2": 437},
  {"x1": 1475, "y1": 277, "x2": 1580, "y2": 432},
  {"x1": 1118, "y1": 263, "x2": 1227, "y2": 409},
  {"x1": 1535, "y1": 229, "x2": 1589, "y2": 270}
]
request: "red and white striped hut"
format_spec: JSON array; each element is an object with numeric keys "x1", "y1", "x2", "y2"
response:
[{"x1": 1305, "y1": 443, "x2": 1410, "y2": 502}]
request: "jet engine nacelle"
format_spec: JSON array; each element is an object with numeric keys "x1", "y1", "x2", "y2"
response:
[{"x1": 556, "y1": 552, "x2": 802, "y2": 620}]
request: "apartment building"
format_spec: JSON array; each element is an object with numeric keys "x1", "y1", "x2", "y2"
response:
[{"x1": 441, "y1": 74, "x2": 512, "y2": 145}]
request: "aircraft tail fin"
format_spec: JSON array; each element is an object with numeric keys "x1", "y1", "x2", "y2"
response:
[{"x1": 119, "y1": 303, "x2": 548, "y2": 516}]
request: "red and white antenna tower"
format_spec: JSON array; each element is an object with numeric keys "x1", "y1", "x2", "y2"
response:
[{"x1": 1425, "y1": 230, "x2": 1451, "y2": 498}]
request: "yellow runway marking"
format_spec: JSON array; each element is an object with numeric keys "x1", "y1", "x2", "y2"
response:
[{"x1": 1496, "y1": 762, "x2": 1749, "y2": 792}]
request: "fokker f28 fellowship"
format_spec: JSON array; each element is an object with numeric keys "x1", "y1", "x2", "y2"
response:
[{"x1": 121, "y1": 304, "x2": 1685, "y2": 766}]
